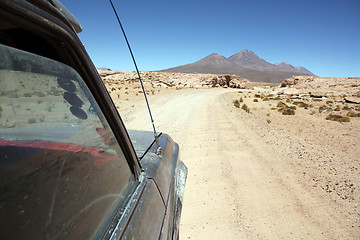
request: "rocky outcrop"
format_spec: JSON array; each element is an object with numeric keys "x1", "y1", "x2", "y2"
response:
[
  {"x1": 206, "y1": 75, "x2": 253, "y2": 89},
  {"x1": 277, "y1": 76, "x2": 360, "y2": 100},
  {"x1": 98, "y1": 70, "x2": 253, "y2": 89},
  {"x1": 280, "y1": 76, "x2": 314, "y2": 87}
]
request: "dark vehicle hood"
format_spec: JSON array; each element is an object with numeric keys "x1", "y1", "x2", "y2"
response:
[{"x1": 127, "y1": 130, "x2": 158, "y2": 160}]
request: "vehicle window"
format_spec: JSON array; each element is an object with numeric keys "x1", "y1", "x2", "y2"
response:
[{"x1": 0, "y1": 44, "x2": 135, "y2": 239}]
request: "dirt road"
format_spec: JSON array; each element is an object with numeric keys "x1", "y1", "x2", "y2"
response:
[{"x1": 114, "y1": 88, "x2": 359, "y2": 240}]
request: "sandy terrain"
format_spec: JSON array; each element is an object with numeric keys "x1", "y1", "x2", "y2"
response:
[{"x1": 104, "y1": 72, "x2": 360, "y2": 239}]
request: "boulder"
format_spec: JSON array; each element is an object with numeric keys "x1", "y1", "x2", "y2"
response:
[{"x1": 280, "y1": 76, "x2": 313, "y2": 87}]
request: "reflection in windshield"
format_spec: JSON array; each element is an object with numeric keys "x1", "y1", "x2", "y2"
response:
[
  {"x1": 0, "y1": 44, "x2": 134, "y2": 239},
  {"x1": 0, "y1": 68, "x2": 102, "y2": 146}
]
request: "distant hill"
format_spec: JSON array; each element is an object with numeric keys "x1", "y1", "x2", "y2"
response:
[
  {"x1": 97, "y1": 67, "x2": 112, "y2": 71},
  {"x1": 160, "y1": 50, "x2": 315, "y2": 83}
]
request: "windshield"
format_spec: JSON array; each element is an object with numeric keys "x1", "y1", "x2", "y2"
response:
[
  {"x1": 0, "y1": 43, "x2": 134, "y2": 239},
  {"x1": 0, "y1": 45, "x2": 110, "y2": 150}
]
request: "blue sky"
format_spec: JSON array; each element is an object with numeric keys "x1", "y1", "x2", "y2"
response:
[{"x1": 62, "y1": 0, "x2": 360, "y2": 77}]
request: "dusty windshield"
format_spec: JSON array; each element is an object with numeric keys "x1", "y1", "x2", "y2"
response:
[
  {"x1": 0, "y1": 46, "x2": 111, "y2": 151},
  {"x1": 0, "y1": 43, "x2": 134, "y2": 239}
]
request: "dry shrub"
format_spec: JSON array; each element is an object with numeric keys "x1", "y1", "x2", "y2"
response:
[
  {"x1": 277, "y1": 101, "x2": 287, "y2": 108},
  {"x1": 277, "y1": 101, "x2": 296, "y2": 115},
  {"x1": 347, "y1": 111, "x2": 360, "y2": 117},
  {"x1": 319, "y1": 105, "x2": 328, "y2": 113},
  {"x1": 239, "y1": 97, "x2": 243, "y2": 102},
  {"x1": 342, "y1": 104, "x2": 352, "y2": 111},
  {"x1": 277, "y1": 101, "x2": 296, "y2": 110},
  {"x1": 242, "y1": 104, "x2": 250, "y2": 113},
  {"x1": 253, "y1": 99, "x2": 258, "y2": 102},
  {"x1": 260, "y1": 93, "x2": 274, "y2": 100},
  {"x1": 282, "y1": 108, "x2": 295, "y2": 115},
  {"x1": 292, "y1": 101, "x2": 309, "y2": 108},
  {"x1": 334, "y1": 105, "x2": 341, "y2": 111},
  {"x1": 233, "y1": 99, "x2": 240, "y2": 108},
  {"x1": 326, "y1": 114, "x2": 350, "y2": 122},
  {"x1": 254, "y1": 94, "x2": 261, "y2": 98}
]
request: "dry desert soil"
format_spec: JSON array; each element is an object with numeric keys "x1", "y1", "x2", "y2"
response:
[{"x1": 102, "y1": 71, "x2": 360, "y2": 240}]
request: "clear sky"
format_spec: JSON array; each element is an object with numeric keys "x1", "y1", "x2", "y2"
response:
[{"x1": 62, "y1": 0, "x2": 360, "y2": 77}]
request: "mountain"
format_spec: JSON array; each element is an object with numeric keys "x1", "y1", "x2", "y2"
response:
[
  {"x1": 97, "y1": 67, "x2": 112, "y2": 71},
  {"x1": 274, "y1": 62, "x2": 297, "y2": 71},
  {"x1": 201, "y1": 53, "x2": 231, "y2": 65},
  {"x1": 164, "y1": 53, "x2": 241, "y2": 76},
  {"x1": 228, "y1": 49, "x2": 274, "y2": 69},
  {"x1": 161, "y1": 50, "x2": 315, "y2": 83},
  {"x1": 275, "y1": 62, "x2": 314, "y2": 75}
]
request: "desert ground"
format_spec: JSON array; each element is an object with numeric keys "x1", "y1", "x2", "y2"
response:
[{"x1": 101, "y1": 71, "x2": 360, "y2": 239}]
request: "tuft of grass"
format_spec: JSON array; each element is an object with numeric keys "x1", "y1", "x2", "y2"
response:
[
  {"x1": 347, "y1": 111, "x2": 360, "y2": 117},
  {"x1": 286, "y1": 98, "x2": 291, "y2": 103},
  {"x1": 326, "y1": 114, "x2": 350, "y2": 122},
  {"x1": 277, "y1": 101, "x2": 287, "y2": 108},
  {"x1": 292, "y1": 101, "x2": 309, "y2": 108},
  {"x1": 253, "y1": 99, "x2": 258, "y2": 102},
  {"x1": 233, "y1": 99, "x2": 241, "y2": 108},
  {"x1": 266, "y1": 119, "x2": 271, "y2": 124},
  {"x1": 260, "y1": 93, "x2": 276, "y2": 101},
  {"x1": 282, "y1": 108, "x2": 295, "y2": 115},
  {"x1": 254, "y1": 94, "x2": 261, "y2": 98},
  {"x1": 334, "y1": 105, "x2": 341, "y2": 111},
  {"x1": 319, "y1": 105, "x2": 328, "y2": 113},
  {"x1": 277, "y1": 101, "x2": 296, "y2": 110},
  {"x1": 342, "y1": 104, "x2": 351, "y2": 111},
  {"x1": 239, "y1": 97, "x2": 243, "y2": 102},
  {"x1": 277, "y1": 101, "x2": 296, "y2": 115},
  {"x1": 241, "y1": 103, "x2": 250, "y2": 113}
]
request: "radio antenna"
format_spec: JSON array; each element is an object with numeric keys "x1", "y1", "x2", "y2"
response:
[{"x1": 109, "y1": 0, "x2": 161, "y2": 154}]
